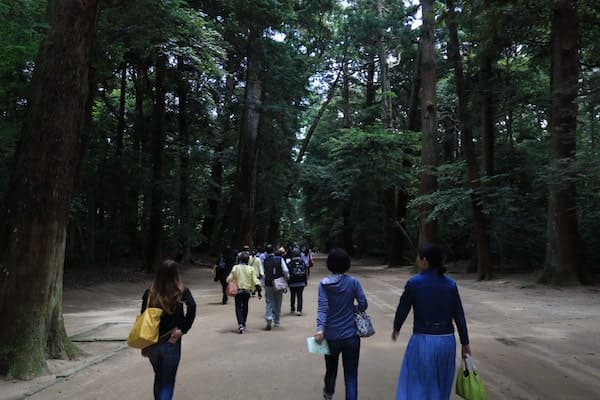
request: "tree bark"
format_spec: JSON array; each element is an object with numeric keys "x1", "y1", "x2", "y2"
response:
[
  {"x1": 144, "y1": 54, "x2": 167, "y2": 272},
  {"x1": 176, "y1": 58, "x2": 191, "y2": 264},
  {"x1": 447, "y1": 0, "x2": 493, "y2": 280},
  {"x1": 232, "y1": 30, "x2": 264, "y2": 247},
  {"x1": 407, "y1": 42, "x2": 422, "y2": 132},
  {"x1": 418, "y1": 0, "x2": 439, "y2": 246},
  {"x1": 541, "y1": 0, "x2": 583, "y2": 285},
  {"x1": 0, "y1": 0, "x2": 99, "y2": 378}
]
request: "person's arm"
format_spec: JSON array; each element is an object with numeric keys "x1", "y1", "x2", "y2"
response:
[
  {"x1": 251, "y1": 269, "x2": 262, "y2": 298},
  {"x1": 392, "y1": 281, "x2": 414, "y2": 341},
  {"x1": 355, "y1": 279, "x2": 368, "y2": 312},
  {"x1": 179, "y1": 288, "x2": 197, "y2": 334},
  {"x1": 315, "y1": 282, "x2": 328, "y2": 343},
  {"x1": 226, "y1": 265, "x2": 236, "y2": 283},
  {"x1": 259, "y1": 259, "x2": 265, "y2": 277},
  {"x1": 303, "y1": 263, "x2": 308, "y2": 285},
  {"x1": 453, "y1": 285, "x2": 470, "y2": 356},
  {"x1": 140, "y1": 289, "x2": 149, "y2": 314},
  {"x1": 252, "y1": 268, "x2": 261, "y2": 287},
  {"x1": 280, "y1": 258, "x2": 290, "y2": 280}
]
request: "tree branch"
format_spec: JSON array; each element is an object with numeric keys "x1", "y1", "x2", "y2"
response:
[{"x1": 296, "y1": 72, "x2": 341, "y2": 163}]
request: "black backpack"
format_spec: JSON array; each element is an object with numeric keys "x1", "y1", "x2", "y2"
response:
[{"x1": 288, "y1": 259, "x2": 306, "y2": 284}]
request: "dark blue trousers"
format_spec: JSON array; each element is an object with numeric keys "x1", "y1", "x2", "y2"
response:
[{"x1": 324, "y1": 335, "x2": 361, "y2": 400}]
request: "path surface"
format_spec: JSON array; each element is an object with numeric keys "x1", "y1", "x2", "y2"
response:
[{"x1": 4, "y1": 259, "x2": 600, "y2": 399}]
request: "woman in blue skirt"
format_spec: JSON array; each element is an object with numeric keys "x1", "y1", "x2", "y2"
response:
[{"x1": 392, "y1": 244, "x2": 471, "y2": 400}]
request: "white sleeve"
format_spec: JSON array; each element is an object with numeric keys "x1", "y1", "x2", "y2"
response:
[{"x1": 281, "y1": 258, "x2": 289, "y2": 276}]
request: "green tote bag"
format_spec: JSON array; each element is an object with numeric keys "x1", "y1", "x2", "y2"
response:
[{"x1": 456, "y1": 355, "x2": 488, "y2": 400}]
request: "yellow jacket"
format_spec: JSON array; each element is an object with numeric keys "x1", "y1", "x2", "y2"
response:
[{"x1": 226, "y1": 264, "x2": 260, "y2": 291}]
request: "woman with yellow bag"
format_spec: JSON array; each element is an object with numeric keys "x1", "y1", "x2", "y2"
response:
[
  {"x1": 140, "y1": 260, "x2": 196, "y2": 400},
  {"x1": 392, "y1": 244, "x2": 472, "y2": 400}
]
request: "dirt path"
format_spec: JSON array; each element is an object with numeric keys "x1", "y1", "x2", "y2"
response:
[{"x1": 2, "y1": 259, "x2": 600, "y2": 399}]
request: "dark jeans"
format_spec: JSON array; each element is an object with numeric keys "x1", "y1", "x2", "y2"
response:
[
  {"x1": 324, "y1": 336, "x2": 360, "y2": 400},
  {"x1": 290, "y1": 286, "x2": 304, "y2": 312},
  {"x1": 148, "y1": 341, "x2": 181, "y2": 400},
  {"x1": 235, "y1": 291, "x2": 251, "y2": 326},
  {"x1": 219, "y1": 277, "x2": 228, "y2": 304}
]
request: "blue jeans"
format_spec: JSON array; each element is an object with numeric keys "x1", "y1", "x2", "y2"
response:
[
  {"x1": 264, "y1": 286, "x2": 283, "y2": 325},
  {"x1": 148, "y1": 341, "x2": 181, "y2": 400},
  {"x1": 324, "y1": 336, "x2": 360, "y2": 400}
]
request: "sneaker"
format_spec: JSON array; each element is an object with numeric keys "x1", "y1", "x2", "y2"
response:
[
  {"x1": 290, "y1": 309, "x2": 295, "y2": 314},
  {"x1": 296, "y1": 311, "x2": 302, "y2": 316},
  {"x1": 323, "y1": 390, "x2": 334, "y2": 400},
  {"x1": 274, "y1": 323, "x2": 281, "y2": 328},
  {"x1": 265, "y1": 320, "x2": 272, "y2": 331},
  {"x1": 238, "y1": 325, "x2": 245, "y2": 334}
]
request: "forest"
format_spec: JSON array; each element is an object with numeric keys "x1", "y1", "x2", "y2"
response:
[{"x1": 0, "y1": 0, "x2": 599, "y2": 378}]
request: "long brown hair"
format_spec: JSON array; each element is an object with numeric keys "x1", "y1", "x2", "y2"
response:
[{"x1": 149, "y1": 259, "x2": 184, "y2": 314}]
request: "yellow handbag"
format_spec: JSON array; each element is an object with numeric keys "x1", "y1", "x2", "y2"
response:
[{"x1": 127, "y1": 292, "x2": 163, "y2": 349}]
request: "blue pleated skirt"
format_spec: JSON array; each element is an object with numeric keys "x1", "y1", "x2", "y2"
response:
[{"x1": 396, "y1": 334, "x2": 456, "y2": 400}]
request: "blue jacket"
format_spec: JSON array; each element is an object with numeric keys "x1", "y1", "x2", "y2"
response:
[
  {"x1": 393, "y1": 268, "x2": 469, "y2": 345},
  {"x1": 317, "y1": 274, "x2": 368, "y2": 340}
]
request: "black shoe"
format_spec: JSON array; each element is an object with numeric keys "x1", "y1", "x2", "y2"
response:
[
  {"x1": 238, "y1": 325, "x2": 245, "y2": 334},
  {"x1": 265, "y1": 320, "x2": 272, "y2": 331}
]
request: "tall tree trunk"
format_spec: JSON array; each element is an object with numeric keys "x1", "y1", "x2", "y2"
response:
[
  {"x1": 135, "y1": 66, "x2": 149, "y2": 260},
  {"x1": 177, "y1": 58, "x2": 191, "y2": 264},
  {"x1": 203, "y1": 67, "x2": 235, "y2": 252},
  {"x1": 144, "y1": 54, "x2": 167, "y2": 272},
  {"x1": 341, "y1": 57, "x2": 353, "y2": 255},
  {"x1": 382, "y1": 187, "x2": 409, "y2": 266},
  {"x1": 480, "y1": 0, "x2": 496, "y2": 177},
  {"x1": 342, "y1": 58, "x2": 351, "y2": 128},
  {"x1": 447, "y1": 0, "x2": 493, "y2": 280},
  {"x1": 541, "y1": 0, "x2": 583, "y2": 285},
  {"x1": 0, "y1": 0, "x2": 99, "y2": 378},
  {"x1": 418, "y1": 0, "x2": 439, "y2": 246},
  {"x1": 232, "y1": 30, "x2": 264, "y2": 247},
  {"x1": 407, "y1": 42, "x2": 422, "y2": 132},
  {"x1": 365, "y1": 54, "x2": 377, "y2": 125},
  {"x1": 377, "y1": 0, "x2": 393, "y2": 129},
  {"x1": 480, "y1": 60, "x2": 495, "y2": 176},
  {"x1": 377, "y1": 1, "x2": 406, "y2": 264},
  {"x1": 111, "y1": 63, "x2": 128, "y2": 255},
  {"x1": 82, "y1": 66, "x2": 97, "y2": 264},
  {"x1": 116, "y1": 64, "x2": 127, "y2": 156}
]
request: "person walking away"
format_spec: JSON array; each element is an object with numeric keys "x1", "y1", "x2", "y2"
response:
[
  {"x1": 248, "y1": 249, "x2": 264, "y2": 296},
  {"x1": 227, "y1": 252, "x2": 262, "y2": 334},
  {"x1": 263, "y1": 244, "x2": 289, "y2": 330},
  {"x1": 257, "y1": 246, "x2": 267, "y2": 264},
  {"x1": 214, "y1": 246, "x2": 235, "y2": 304},
  {"x1": 392, "y1": 244, "x2": 471, "y2": 400},
  {"x1": 140, "y1": 260, "x2": 196, "y2": 400},
  {"x1": 314, "y1": 248, "x2": 368, "y2": 400},
  {"x1": 302, "y1": 247, "x2": 314, "y2": 278},
  {"x1": 288, "y1": 248, "x2": 308, "y2": 315}
]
